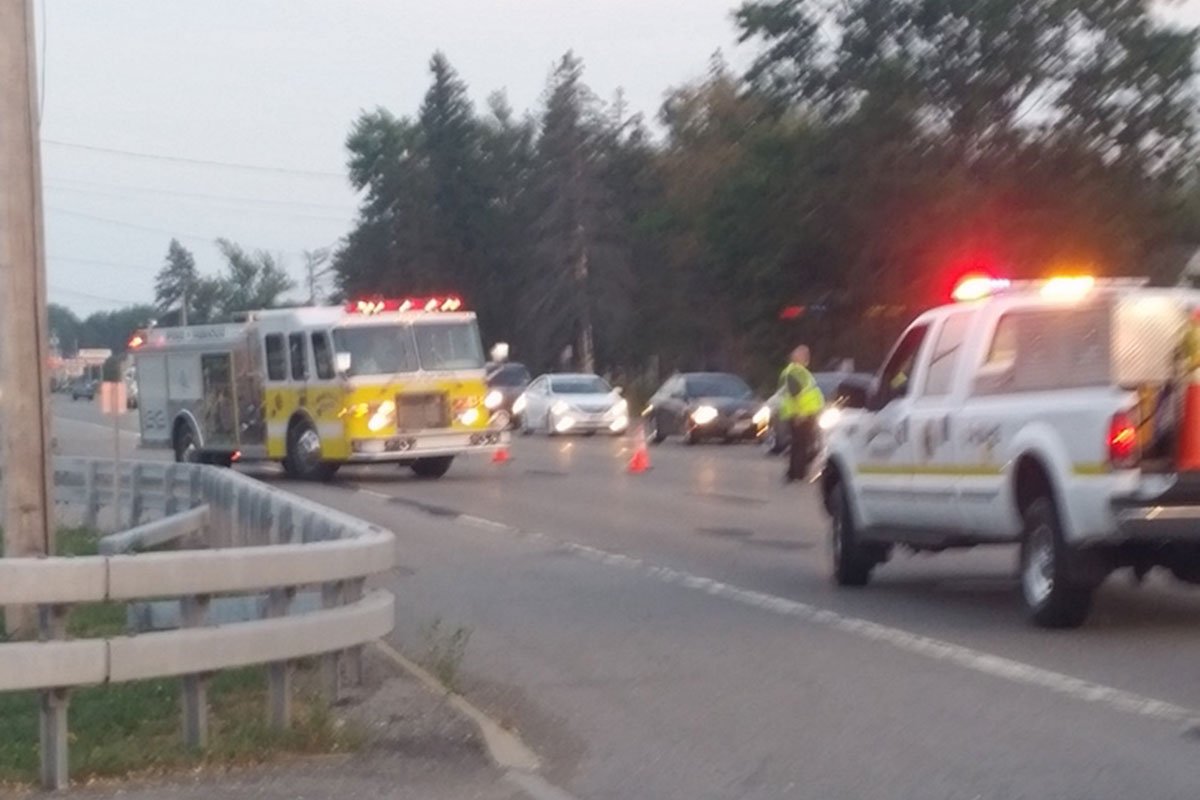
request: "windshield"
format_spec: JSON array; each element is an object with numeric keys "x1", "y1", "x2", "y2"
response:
[
  {"x1": 550, "y1": 376, "x2": 611, "y2": 394},
  {"x1": 413, "y1": 320, "x2": 485, "y2": 371},
  {"x1": 686, "y1": 374, "x2": 751, "y2": 398},
  {"x1": 488, "y1": 363, "x2": 531, "y2": 387},
  {"x1": 332, "y1": 326, "x2": 419, "y2": 377}
]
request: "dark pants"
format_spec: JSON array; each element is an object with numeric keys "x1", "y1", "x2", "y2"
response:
[{"x1": 788, "y1": 417, "x2": 815, "y2": 481}]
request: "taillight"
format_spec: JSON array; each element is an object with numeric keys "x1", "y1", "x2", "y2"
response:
[{"x1": 1109, "y1": 411, "x2": 1139, "y2": 469}]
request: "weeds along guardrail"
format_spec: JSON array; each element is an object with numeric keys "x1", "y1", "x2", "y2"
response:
[{"x1": 0, "y1": 457, "x2": 396, "y2": 790}]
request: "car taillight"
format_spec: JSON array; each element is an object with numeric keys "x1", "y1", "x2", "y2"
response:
[{"x1": 1108, "y1": 410, "x2": 1139, "y2": 469}]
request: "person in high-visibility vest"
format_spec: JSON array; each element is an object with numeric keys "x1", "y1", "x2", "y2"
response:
[{"x1": 780, "y1": 345, "x2": 825, "y2": 482}]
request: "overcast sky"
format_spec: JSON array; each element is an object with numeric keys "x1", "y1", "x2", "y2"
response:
[{"x1": 35, "y1": 0, "x2": 1200, "y2": 317}]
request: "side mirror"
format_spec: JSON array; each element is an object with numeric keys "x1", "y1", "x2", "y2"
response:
[
  {"x1": 614, "y1": 386, "x2": 624, "y2": 396},
  {"x1": 836, "y1": 380, "x2": 870, "y2": 411},
  {"x1": 335, "y1": 352, "x2": 352, "y2": 374}
]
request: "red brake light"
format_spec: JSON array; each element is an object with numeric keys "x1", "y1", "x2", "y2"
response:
[{"x1": 1109, "y1": 411, "x2": 1139, "y2": 469}]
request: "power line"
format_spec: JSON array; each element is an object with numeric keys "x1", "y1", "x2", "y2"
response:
[
  {"x1": 45, "y1": 182, "x2": 355, "y2": 223},
  {"x1": 46, "y1": 177, "x2": 358, "y2": 213},
  {"x1": 42, "y1": 138, "x2": 346, "y2": 178},
  {"x1": 49, "y1": 284, "x2": 146, "y2": 307},
  {"x1": 47, "y1": 205, "x2": 223, "y2": 244},
  {"x1": 49, "y1": 253, "x2": 157, "y2": 273}
]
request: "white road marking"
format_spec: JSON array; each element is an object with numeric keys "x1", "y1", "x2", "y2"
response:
[
  {"x1": 349, "y1": 494, "x2": 1199, "y2": 731},
  {"x1": 562, "y1": 542, "x2": 1200, "y2": 727},
  {"x1": 459, "y1": 514, "x2": 516, "y2": 532},
  {"x1": 356, "y1": 488, "x2": 392, "y2": 500}
]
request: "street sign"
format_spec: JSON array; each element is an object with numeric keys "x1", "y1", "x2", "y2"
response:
[{"x1": 99, "y1": 381, "x2": 127, "y2": 416}]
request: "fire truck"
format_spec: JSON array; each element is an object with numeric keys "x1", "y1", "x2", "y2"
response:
[{"x1": 131, "y1": 296, "x2": 509, "y2": 480}]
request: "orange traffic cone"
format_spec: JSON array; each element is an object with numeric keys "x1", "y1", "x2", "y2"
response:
[
  {"x1": 492, "y1": 446, "x2": 511, "y2": 465},
  {"x1": 627, "y1": 428, "x2": 651, "y2": 474}
]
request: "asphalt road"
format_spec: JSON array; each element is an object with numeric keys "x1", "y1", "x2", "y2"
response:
[{"x1": 53, "y1": 396, "x2": 1200, "y2": 799}]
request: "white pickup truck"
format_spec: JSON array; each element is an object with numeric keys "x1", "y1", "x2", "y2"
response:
[{"x1": 821, "y1": 277, "x2": 1200, "y2": 627}]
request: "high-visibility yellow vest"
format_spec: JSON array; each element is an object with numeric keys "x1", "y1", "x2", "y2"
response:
[{"x1": 779, "y1": 363, "x2": 824, "y2": 420}]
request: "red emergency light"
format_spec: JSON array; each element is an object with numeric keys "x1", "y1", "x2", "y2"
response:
[
  {"x1": 347, "y1": 296, "x2": 465, "y2": 315},
  {"x1": 779, "y1": 305, "x2": 805, "y2": 320},
  {"x1": 127, "y1": 332, "x2": 146, "y2": 349}
]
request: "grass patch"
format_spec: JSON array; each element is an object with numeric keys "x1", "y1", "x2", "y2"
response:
[
  {"x1": 0, "y1": 667, "x2": 359, "y2": 786},
  {"x1": 0, "y1": 528, "x2": 362, "y2": 786}
]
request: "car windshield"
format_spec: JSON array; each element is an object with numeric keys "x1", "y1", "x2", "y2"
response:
[
  {"x1": 489, "y1": 363, "x2": 531, "y2": 387},
  {"x1": 413, "y1": 320, "x2": 485, "y2": 371},
  {"x1": 332, "y1": 325, "x2": 419, "y2": 377},
  {"x1": 686, "y1": 374, "x2": 751, "y2": 398},
  {"x1": 551, "y1": 376, "x2": 611, "y2": 394}
]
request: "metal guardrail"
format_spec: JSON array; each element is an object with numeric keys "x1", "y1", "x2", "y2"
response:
[{"x1": 0, "y1": 457, "x2": 396, "y2": 789}]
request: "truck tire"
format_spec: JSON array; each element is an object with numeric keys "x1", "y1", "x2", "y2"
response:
[
  {"x1": 284, "y1": 420, "x2": 339, "y2": 481},
  {"x1": 1020, "y1": 497, "x2": 1093, "y2": 628},
  {"x1": 411, "y1": 456, "x2": 454, "y2": 479},
  {"x1": 830, "y1": 481, "x2": 873, "y2": 587}
]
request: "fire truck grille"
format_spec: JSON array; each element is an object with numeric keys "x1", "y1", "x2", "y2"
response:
[{"x1": 395, "y1": 393, "x2": 450, "y2": 431}]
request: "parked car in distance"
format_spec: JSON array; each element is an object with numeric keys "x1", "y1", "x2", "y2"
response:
[
  {"x1": 643, "y1": 372, "x2": 765, "y2": 444},
  {"x1": 485, "y1": 361, "x2": 531, "y2": 428},
  {"x1": 70, "y1": 377, "x2": 98, "y2": 401},
  {"x1": 761, "y1": 372, "x2": 875, "y2": 455},
  {"x1": 515, "y1": 373, "x2": 629, "y2": 435}
]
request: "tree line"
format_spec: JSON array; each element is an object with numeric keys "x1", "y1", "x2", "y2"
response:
[
  {"x1": 332, "y1": 0, "x2": 1200, "y2": 388},
  {"x1": 56, "y1": 0, "x2": 1200, "y2": 393}
]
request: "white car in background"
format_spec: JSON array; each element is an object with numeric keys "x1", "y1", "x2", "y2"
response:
[{"x1": 516, "y1": 373, "x2": 629, "y2": 436}]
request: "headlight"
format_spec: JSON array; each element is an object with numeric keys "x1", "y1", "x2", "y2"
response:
[
  {"x1": 460, "y1": 406, "x2": 481, "y2": 426},
  {"x1": 608, "y1": 398, "x2": 628, "y2": 417},
  {"x1": 691, "y1": 405, "x2": 719, "y2": 426},
  {"x1": 552, "y1": 400, "x2": 571, "y2": 416},
  {"x1": 484, "y1": 389, "x2": 504, "y2": 410},
  {"x1": 513, "y1": 394, "x2": 527, "y2": 414},
  {"x1": 367, "y1": 400, "x2": 396, "y2": 432},
  {"x1": 752, "y1": 406, "x2": 771, "y2": 427},
  {"x1": 818, "y1": 407, "x2": 842, "y2": 431}
]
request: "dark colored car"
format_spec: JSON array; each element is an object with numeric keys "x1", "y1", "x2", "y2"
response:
[
  {"x1": 644, "y1": 372, "x2": 765, "y2": 444},
  {"x1": 761, "y1": 372, "x2": 874, "y2": 455},
  {"x1": 70, "y1": 377, "x2": 98, "y2": 401},
  {"x1": 485, "y1": 361, "x2": 531, "y2": 427}
]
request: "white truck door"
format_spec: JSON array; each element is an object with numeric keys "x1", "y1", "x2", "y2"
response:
[
  {"x1": 854, "y1": 323, "x2": 931, "y2": 528},
  {"x1": 906, "y1": 310, "x2": 974, "y2": 533}
]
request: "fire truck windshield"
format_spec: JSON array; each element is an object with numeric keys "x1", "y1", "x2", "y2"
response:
[
  {"x1": 332, "y1": 326, "x2": 419, "y2": 376},
  {"x1": 413, "y1": 320, "x2": 485, "y2": 371},
  {"x1": 332, "y1": 319, "x2": 484, "y2": 376}
]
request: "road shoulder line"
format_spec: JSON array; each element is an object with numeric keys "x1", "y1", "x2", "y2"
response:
[{"x1": 561, "y1": 542, "x2": 1200, "y2": 731}]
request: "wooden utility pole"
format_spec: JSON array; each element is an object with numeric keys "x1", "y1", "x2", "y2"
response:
[{"x1": 0, "y1": 0, "x2": 56, "y2": 637}]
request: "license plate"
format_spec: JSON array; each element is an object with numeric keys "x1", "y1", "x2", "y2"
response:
[{"x1": 359, "y1": 440, "x2": 385, "y2": 454}]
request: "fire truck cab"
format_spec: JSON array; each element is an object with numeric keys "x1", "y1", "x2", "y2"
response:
[{"x1": 132, "y1": 297, "x2": 508, "y2": 480}]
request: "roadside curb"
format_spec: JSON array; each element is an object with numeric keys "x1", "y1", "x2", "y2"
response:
[{"x1": 372, "y1": 640, "x2": 580, "y2": 800}]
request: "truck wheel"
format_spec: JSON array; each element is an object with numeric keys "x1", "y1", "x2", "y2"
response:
[
  {"x1": 1020, "y1": 497, "x2": 1093, "y2": 628},
  {"x1": 830, "y1": 482, "x2": 873, "y2": 587},
  {"x1": 411, "y1": 456, "x2": 454, "y2": 479},
  {"x1": 284, "y1": 420, "x2": 338, "y2": 481}
]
